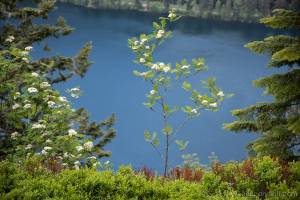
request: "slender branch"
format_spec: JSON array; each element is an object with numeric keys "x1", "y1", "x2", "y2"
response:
[
  {"x1": 149, "y1": 142, "x2": 163, "y2": 159},
  {"x1": 169, "y1": 117, "x2": 192, "y2": 145}
]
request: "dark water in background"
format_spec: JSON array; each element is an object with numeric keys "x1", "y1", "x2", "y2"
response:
[{"x1": 34, "y1": 3, "x2": 284, "y2": 171}]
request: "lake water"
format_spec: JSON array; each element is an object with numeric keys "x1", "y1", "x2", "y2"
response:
[{"x1": 36, "y1": 3, "x2": 282, "y2": 171}]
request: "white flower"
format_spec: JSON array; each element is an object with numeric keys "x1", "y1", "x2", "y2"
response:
[
  {"x1": 150, "y1": 90, "x2": 156, "y2": 95},
  {"x1": 62, "y1": 163, "x2": 68, "y2": 166},
  {"x1": 159, "y1": 62, "x2": 165, "y2": 67},
  {"x1": 22, "y1": 57, "x2": 29, "y2": 63},
  {"x1": 44, "y1": 146, "x2": 52, "y2": 151},
  {"x1": 31, "y1": 72, "x2": 39, "y2": 77},
  {"x1": 41, "y1": 150, "x2": 47, "y2": 155},
  {"x1": 40, "y1": 81, "x2": 51, "y2": 88},
  {"x1": 93, "y1": 162, "x2": 98, "y2": 167},
  {"x1": 83, "y1": 141, "x2": 93, "y2": 151},
  {"x1": 24, "y1": 104, "x2": 32, "y2": 109},
  {"x1": 68, "y1": 129, "x2": 77, "y2": 137},
  {"x1": 151, "y1": 63, "x2": 159, "y2": 70},
  {"x1": 145, "y1": 45, "x2": 150, "y2": 49},
  {"x1": 217, "y1": 91, "x2": 225, "y2": 97},
  {"x1": 104, "y1": 160, "x2": 110, "y2": 165},
  {"x1": 25, "y1": 46, "x2": 33, "y2": 51},
  {"x1": 181, "y1": 65, "x2": 189, "y2": 69},
  {"x1": 59, "y1": 96, "x2": 68, "y2": 103},
  {"x1": 201, "y1": 100, "x2": 208, "y2": 105},
  {"x1": 140, "y1": 72, "x2": 147, "y2": 77},
  {"x1": 191, "y1": 109, "x2": 198, "y2": 114},
  {"x1": 156, "y1": 30, "x2": 165, "y2": 39},
  {"x1": 46, "y1": 139, "x2": 52, "y2": 143},
  {"x1": 5, "y1": 35, "x2": 15, "y2": 43},
  {"x1": 11, "y1": 132, "x2": 19, "y2": 139},
  {"x1": 163, "y1": 66, "x2": 171, "y2": 73},
  {"x1": 63, "y1": 152, "x2": 69, "y2": 158},
  {"x1": 140, "y1": 38, "x2": 147, "y2": 44},
  {"x1": 47, "y1": 101, "x2": 56, "y2": 108},
  {"x1": 27, "y1": 87, "x2": 38, "y2": 94},
  {"x1": 41, "y1": 132, "x2": 50, "y2": 137},
  {"x1": 25, "y1": 144, "x2": 33, "y2": 150},
  {"x1": 209, "y1": 103, "x2": 218, "y2": 108},
  {"x1": 89, "y1": 156, "x2": 97, "y2": 160},
  {"x1": 70, "y1": 87, "x2": 80, "y2": 99},
  {"x1": 12, "y1": 103, "x2": 20, "y2": 110},
  {"x1": 76, "y1": 145, "x2": 83, "y2": 152},
  {"x1": 14, "y1": 92, "x2": 21, "y2": 100},
  {"x1": 70, "y1": 87, "x2": 80, "y2": 92},
  {"x1": 139, "y1": 58, "x2": 146, "y2": 63},
  {"x1": 134, "y1": 40, "x2": 139, "y2": 46},
  {"x1": 21, "y1": 51, "x2": 29, "y2": 56},
  {"x1": 74, "y1": 160, "x2": 80, "y2": 166},
  {"x1": 168, "y1": 12, "x2": 176, "y2": 19},
  {"x1": 31, "y1": 123, "x2": 46, "y2": 129}
]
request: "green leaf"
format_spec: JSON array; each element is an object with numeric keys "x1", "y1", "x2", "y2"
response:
[
  {"x1": 162, "y1": 125, "x2": 173, "y2": 135},
  {"x1": 176, "y1": 140, "x2": 189, "y2": 150},
  {"x1": 182, "y1": 81, "x2": 191, "y2": 91},
  {"x1": 144, "y1": 130, "x2": 152, "y2": 142}
]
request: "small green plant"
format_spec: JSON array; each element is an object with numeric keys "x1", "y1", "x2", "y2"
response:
[{"x1": 129, "y1": 10, "x2": 232, "y2": 177}]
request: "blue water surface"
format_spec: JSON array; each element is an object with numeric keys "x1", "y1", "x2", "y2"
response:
[{"x1": 33, "y1": 3, "x2": 283, "y2": 171}]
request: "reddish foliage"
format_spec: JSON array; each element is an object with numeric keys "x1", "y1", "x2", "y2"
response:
[
  {"x1": 168, "y1": 167, "x2": 203, "y2": 182},
  {"x1": 212, "y1": 162, "x2": 224, "y2": 176},
  {"x1": 240, "y1": 159, "x2": 254, "y2": 178},
  {"x1": 43, "y1": 156, "x2": 64, "y2": 174},
  {"x1": 279, "y1": 161, "x2": 290, "y2": 182},
  {"x1": 135, "y1": 166, "x2": 156, "y2": 180}
]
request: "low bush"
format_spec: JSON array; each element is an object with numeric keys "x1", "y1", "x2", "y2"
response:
[{"x1": 0, "y1": 156, "x2": 299, "y2": 199}]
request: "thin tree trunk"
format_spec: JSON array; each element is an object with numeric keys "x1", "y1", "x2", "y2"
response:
[{"x1": 163, "y1": 134, "x2": 169, "y2": 177}]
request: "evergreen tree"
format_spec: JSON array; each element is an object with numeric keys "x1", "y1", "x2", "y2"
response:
[
  {"x1": 225, "y1": 9, "x2": 300, "y2": 161},
  {"x1": 0, "y1": 0, "x2": 116, "y2": 164}
]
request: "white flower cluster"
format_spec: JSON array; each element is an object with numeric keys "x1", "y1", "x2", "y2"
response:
[
  {"x1": 31, "y1": 72, "x2": 39, "y2": 77},
  {"x1": 191, "y1": 109, "x2": 198, "y2": 114},
  {"x1": 24, "y1": 103, "x2": 32, "y2": 109},
  {"x1": 150, "y1": 90, "x2": 156, "y2": 95},
  {"x1": 74, "y1": 161, "x2": 80, "y2": 170},
  {"x1": 139, "y1": 58, "x2": 146, "y2": 63},
  {"x1": 27, "y1": 87, "x2": 38, "y2": 94},
  {"x1": 217, "y1": 91, "x2": 225, "y2": 97},
  {"x1": 83, "y1": 141, "x2": 93, "y2": 151},
  {"x1": 11, "y1": 131, "x2": 19, "y2": 139},
  {"x1": 12, "y1": 103, "x2": 20, "y2": 110},
  {"x1": 68, "y1": 129, "x2": 77, "y2": 137},
  {"x1": 156, "y1": 30, "x2": 165, "y2": 39},
  {"x1": 69, "y1": 87, "x2": 81, "y2": 99},
  {"x1": 168, "y1": 12, "x2": 176, "y2": 19},
  {"x1": 25, "y1": 46, "x2": 33, "y2": 51},
  {"x1": 76, "y1": 145, "x2": 83, "y2": 152},
  {"x1": 25, "y1": 144, "x2": 33, "y2": 150},
  {"x1": 151, "y1": 62, "x2": 170, "y2": 73},
  {"x1": 47, "y1": 101, "x2": 56, "y2": 108},
  {"x1": 31, "y1": 123, "x2": 46, "y2": 129},
  {"x1": 181, "y1": 65, "x2": 189, "y2": 70},
  {"x1": 40, "y1": 81, "x2": 51, "y2": 88},
  {"x1": 41, "y1": 146, "x2": 52, "y2": 155},
  {"x1": 5, "y1": 35, "x2": 15, "y2": 43},
  {"x1": 59, "y1": 96, "x2": 68, "y2": 103}
]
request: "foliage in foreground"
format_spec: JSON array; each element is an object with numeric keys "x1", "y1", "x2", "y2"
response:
[{"x1": 1, "y1": 156, "x2": 299, "y2": 200}]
